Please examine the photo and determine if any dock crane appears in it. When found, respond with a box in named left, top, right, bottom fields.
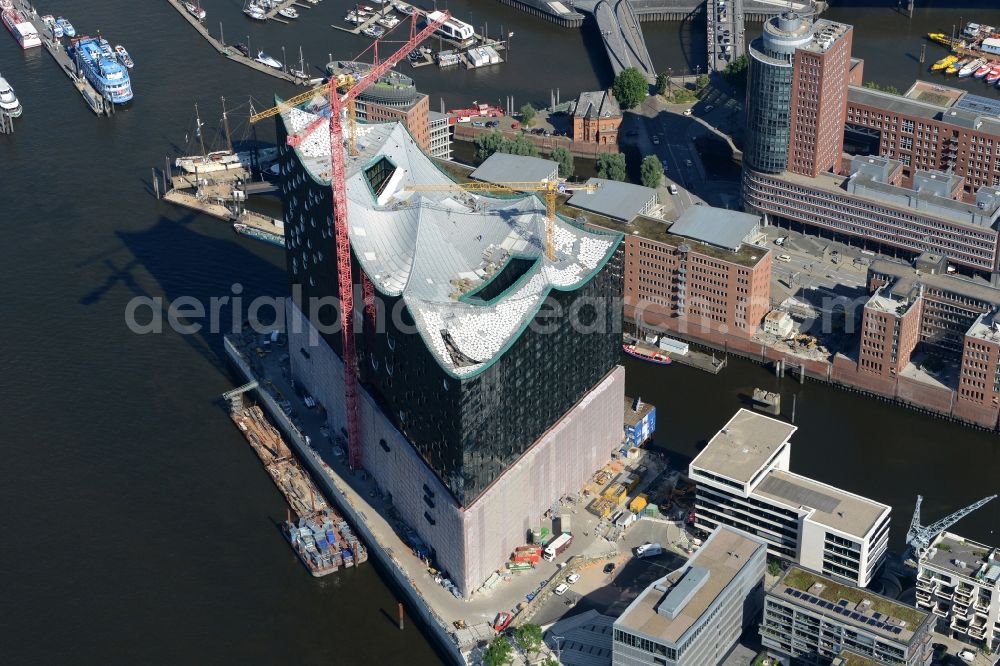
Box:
left=245, top=11, right=450, bottom=471
left=403, top=179, right=600, bottom=261
left=905, top=494, right=997, bottom=561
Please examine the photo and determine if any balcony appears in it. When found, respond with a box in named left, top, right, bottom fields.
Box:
left=933, top=603, right=950, bottom=618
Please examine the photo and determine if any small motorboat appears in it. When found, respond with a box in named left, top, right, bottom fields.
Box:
left=255, top=51, right=283, bottom=69
left=115, top=45, right=134, bottom=69
left=243, top=3, right=267, bottom=20
left=946, top=58, right=969, bottom=75
left=377, top=15, right=399, bottom=29
left=278, top=7, right=299, bottom=18
left=41, top=15, right=63, bottom=38
left=974, top=62, right=992, bottom=79
left=359, top=5, right=374, bottom=12
left=55, top=17, right=75, bottom=37
left=184, top=2, right=207, bottom=21
left=958, top=58, right=984, bottom=78
left=986, top=66, right=1000, bottom=85
left=394, top=2, right=415, bottom=15
left=0, top=75, right=23, bottom=118
left=362, top=24, right=384, bottom=38
left=345, top=12, right=362, bottom=24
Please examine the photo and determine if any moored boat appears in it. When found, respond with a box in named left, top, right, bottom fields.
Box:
left=986, top=66, right=1000, bottom=84
left=243, top=3, right=266, bottom=20
left=41, top=14, right=62, bottom=38
left=394, top=2, right=415, bottom=15
left=362, top=24, right=384, bottom=38
left=255, top=51, right=282, bottom=69
left=184, top=1, right=207, bottom=21
left=946, top=58, right=969, bottom=75
left=623, top=343, right=672, bottom=365
left=973, top=62, right=992, bottom=79
left=931, top=55, right=957, bottom=72
left=959, top=58, right=985, bottom=78
left=234, top=222, right=284, bottom=247
left=278, top=7, right=298, bottom=18
left=66, top=36, right=133, bottom=104
left=55, top=17, right=75, bottom=37
left=115, top=44, right=134, bottom=69
left=0, top=74, right=22, bottom=118
left=2, top=2, right=41, bottom=49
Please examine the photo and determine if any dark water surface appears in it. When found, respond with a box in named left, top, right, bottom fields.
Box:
left=1, top=0, right=998, bottom=662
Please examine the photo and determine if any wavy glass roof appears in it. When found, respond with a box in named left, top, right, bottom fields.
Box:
left=280, top=106, right=620, bottom=378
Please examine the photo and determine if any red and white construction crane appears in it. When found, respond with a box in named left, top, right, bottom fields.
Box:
left=250, top=11, right=450, bottom=470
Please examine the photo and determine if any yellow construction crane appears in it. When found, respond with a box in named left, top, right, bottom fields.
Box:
left=403, top=179, right=599, bottom=261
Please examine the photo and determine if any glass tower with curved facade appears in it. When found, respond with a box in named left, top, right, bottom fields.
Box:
left=744, top=13, right=814, bottom=174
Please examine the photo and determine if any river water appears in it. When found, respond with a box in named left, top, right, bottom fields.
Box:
left=1, top=0, right=997, bottom=662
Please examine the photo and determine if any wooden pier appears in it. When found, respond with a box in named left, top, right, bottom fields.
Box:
left=160, top=184, right=286, bottom=244
left=163, top=0, right=311, bottom=86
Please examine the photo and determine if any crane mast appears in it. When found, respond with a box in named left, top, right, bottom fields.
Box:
left=906, top=494, right=997, bottom=560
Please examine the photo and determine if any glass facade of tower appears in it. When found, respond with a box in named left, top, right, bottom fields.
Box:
left=744, top=38, right=794, bottom=174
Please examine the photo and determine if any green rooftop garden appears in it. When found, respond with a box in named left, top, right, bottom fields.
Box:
left=783, top=568, right=926, bottom=628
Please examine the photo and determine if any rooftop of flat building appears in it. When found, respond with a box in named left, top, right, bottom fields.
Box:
left=755, top=164, right=1000, bottom=230
left=967, top=312, right=1000, bottom=344
left=799, top=18, right=852, bottom=54
left=869, top=258, right=1000, bottom=308
left=850, top=82, right=1000, bottom=136
left=624, top=395, right=655, bottom=429
left=280, top=106, right=621, bottom=379
left=615, top=526, right=766, bottom=644
left=690, top=408, right=796, bottom=484
left=925, top=531, right=1000, bottom=585
left=568, top=178, right=657, bottom=222
left=586, top=215, right=769, bottom=268
left=470, top=152, right=559, bottom=186
left=754, top=470, right=889, bottom=538
left=773, top=567, right=928, bottom=642
left=833, top=649, right=887, bottom=666
left=865, top=285, right=917, bottom=317
left=668, top=206, right=762, bottom=251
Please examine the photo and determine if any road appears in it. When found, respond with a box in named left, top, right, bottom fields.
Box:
left=707, top=0, right=746, bottom=73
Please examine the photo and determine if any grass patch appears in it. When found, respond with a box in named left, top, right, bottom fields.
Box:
left=784, top=568, right=926, bottom=627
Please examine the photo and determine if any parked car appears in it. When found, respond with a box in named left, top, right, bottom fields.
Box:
left=554, top=583, right=569, bottom=595
left=958, top=649, right=976, bottom=664
left=683, top=108, right=692, bottom=116
left=493, top=612, right=513, bottom=632
left=566, top=573, right=580, bottom=585
left=472, top=121, right=485, bottom=127
left=777, top=254, right=792, bottom=263
left=774, top=236, right=787, bottom=246
left=603, top=563, right=616, bottom=574
left=668, top=184, right=678, bottom=195
left=652, top=135, right=660, bottom=145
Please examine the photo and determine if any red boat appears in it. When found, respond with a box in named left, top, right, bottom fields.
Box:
left=623, top=343, right=672, bottom=365
left=987, top=66, right=1000, bottom=84
left=448, top=101, right=505, bottom=117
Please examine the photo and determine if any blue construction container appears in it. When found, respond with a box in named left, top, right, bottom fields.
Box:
left=624, top=396, right=656, bottom=448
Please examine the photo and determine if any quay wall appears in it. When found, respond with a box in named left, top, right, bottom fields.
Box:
left=625, top=305, right=1000, bottom=431
left=223, top=335, right=466, bottom=666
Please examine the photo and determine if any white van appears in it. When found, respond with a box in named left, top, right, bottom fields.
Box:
left=668, top=184, right=678, bottom=195
left=777, top=254, right=791, bottom=263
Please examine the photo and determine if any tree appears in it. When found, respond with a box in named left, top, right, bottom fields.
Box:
left=695, top=73, right=710, bottom=90
left=640, top=155, right=664, bottom=189
left=504, top=134, right=538, bottom=157
left=767, top=558, right=782, bottom=577
left=483, top=636, right=512, bottom=666
left=551, top=147, right=575, bottom=178
left=475, top=130, right=507, bottom=161
left=520, top=103, right=537, bottom=127
left=514, top=624, right=544, bottom=655
left=596, top=153, right=627, bottom=182
left=542, top=659, right=559, bottom=666
left=655, top=72, right=669, bottom=96
left=723, top=54, right=748, bottom=89
left=612, top=67, right=648, bottom=110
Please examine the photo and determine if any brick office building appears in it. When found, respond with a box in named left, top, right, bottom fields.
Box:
left=846, top=83, right=1000, bottom=199
left=593, top=207, right=773, bottom=340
